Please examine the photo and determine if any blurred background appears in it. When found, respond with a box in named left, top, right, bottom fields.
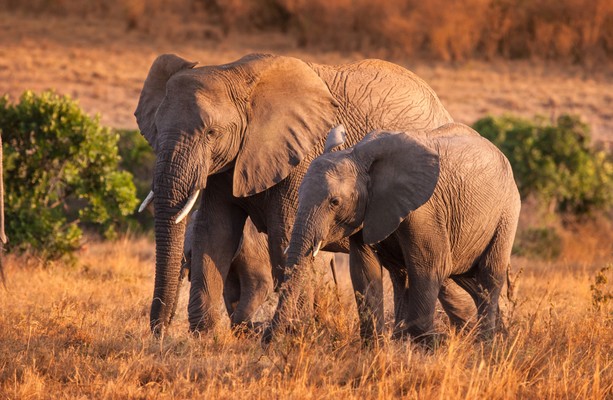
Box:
left=0, top=0, right=611, bottom=262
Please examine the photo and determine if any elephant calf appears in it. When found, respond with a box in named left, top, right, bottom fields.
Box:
left=183, top=210, right=336, bottom=331
left=285, top=123, right=521, bottom=340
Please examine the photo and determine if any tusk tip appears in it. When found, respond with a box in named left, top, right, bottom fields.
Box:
left=312, top=240, right=323, bottom=258
left=138, top=190, right=154, bottom=213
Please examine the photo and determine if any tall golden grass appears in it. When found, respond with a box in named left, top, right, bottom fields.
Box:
left=3, top=0, right=612, bottom=63
left=0, top=232, right=611, bottom=398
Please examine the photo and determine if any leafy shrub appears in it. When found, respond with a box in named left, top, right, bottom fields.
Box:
left=0, top=91, right=138, bottom=260
left=513, top=227, right=562, bottom=260
left=117, top=129, right=155, bottom=231
left=473, top=114, right=613, bottom=215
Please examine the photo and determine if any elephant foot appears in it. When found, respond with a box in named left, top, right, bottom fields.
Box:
left=260, top=318, right=305, bottom=348
left=392, top=323, right=445, bottom=349
left=189, top=316, right=232, bottom=339
left=261, top=325, right=275, bottom=348
left=393, top=329, right=446, bottom=350
left=232, top=321, right=264, bottom=338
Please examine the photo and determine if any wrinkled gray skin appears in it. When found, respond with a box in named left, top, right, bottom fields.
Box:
left=286, top=123, right=521, bottom=340
left=182, top=210, right=273, bottom=328
left=181, top=210, right=336, bottom=329
left=134, top=52, right=472, bottom=338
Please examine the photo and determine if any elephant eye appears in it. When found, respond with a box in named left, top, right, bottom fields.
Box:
left=330, top=197, right=341, bottom=207
left=206, top=128, right=216, bottom=137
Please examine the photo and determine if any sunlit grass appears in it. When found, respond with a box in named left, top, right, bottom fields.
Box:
left=0, top=232, right=611, bottom=398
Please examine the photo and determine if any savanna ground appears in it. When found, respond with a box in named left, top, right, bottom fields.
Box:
left=1, top=8, right=613, bottom=399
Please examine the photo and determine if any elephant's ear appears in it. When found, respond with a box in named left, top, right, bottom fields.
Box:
left=354, top=133, right=440, bottom=244
left=233, top=56, right=338, bottom=197
left=134, top=54, right=197, bottom=152
left=324, top=124, right=347, bottom=153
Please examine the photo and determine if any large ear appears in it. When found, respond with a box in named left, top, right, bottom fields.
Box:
left=134, top=54, right=197, bottom=152
left=353, top=133, right=440, bottom=244
left=233, top=56, right=338, bottom=197
left=324, top=124, right=347, bottom=153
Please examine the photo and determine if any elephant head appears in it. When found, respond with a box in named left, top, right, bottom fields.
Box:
left=286, top=127, right=440, bottom=267
left=134, top=53, right=338, bottom=335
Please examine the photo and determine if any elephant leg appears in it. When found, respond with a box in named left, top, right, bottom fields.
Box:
left=349, top=232, right=384, bottom=340
left=230, top=234, right=274, bottom=328
left=475, top=225, right=515, bottom=336
left=387, top=264, right=408, bottom=327
left=188, top=195, right=247, bottom=333
left=223, top=265, right=241, bottom=317
left=396, top=224, right=449, bottom=341
left=451, top=258, right=509, bottom=336
left=375, top=249, right=407, bottom=327
left=398, top=272, right=442, bottom=341
left=438, top=278, right=477, bottom=331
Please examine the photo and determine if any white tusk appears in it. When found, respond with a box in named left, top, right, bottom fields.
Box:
left=283, top=246, right=289, bottom=255
left=174, top=190, right=200, bottom=224
left=312, top=240, right=322, bottom=258
left=138, top=190, right=154, bottom=213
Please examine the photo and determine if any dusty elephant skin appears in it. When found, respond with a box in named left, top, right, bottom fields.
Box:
left=180, top=210, right=273, bottom=329
left=178, top=210, right=337, bottom=332
left=134, top=52, right=469, bottom=338
left=286, top=123, right=521, bottom=341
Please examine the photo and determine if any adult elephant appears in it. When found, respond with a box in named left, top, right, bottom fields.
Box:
left=134, top=53, right=472, bottom=338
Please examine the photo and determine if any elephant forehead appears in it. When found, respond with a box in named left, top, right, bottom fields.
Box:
left=167, top=71, right=235, bottom=105
left=306, top=160, right=357, bottom=193
left=309, top=152, right=353, bottom=174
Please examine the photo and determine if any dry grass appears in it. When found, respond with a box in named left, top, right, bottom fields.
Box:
left=0, top=234, right=611, bottom=399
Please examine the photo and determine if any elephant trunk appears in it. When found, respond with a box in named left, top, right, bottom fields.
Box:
left=263, top=210, right=323, bottom=344
left=150, top=144, right=206, bottom=336
left=150, top=216, right=186, bottom=336
left=286, top=212, right=322, bottom=269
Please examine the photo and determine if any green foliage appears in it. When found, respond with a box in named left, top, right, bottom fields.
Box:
left=512, top=227, right=562, bottom=260
left=474, top=114, right=613, bottom=215
left=117, top=129, right=155, bottom=231
left=0, top=90, right=138, bottom=259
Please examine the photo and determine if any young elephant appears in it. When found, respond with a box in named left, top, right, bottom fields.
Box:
left=183, top=210, right=337, bottom=331
left=286, top=123, right=521, bottom=339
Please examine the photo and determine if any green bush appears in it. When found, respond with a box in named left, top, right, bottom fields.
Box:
left=117, top=129, right=155, bottom=231
left=474, top=114, right=613, bottom=215
left=512, top=227, right=562, bottom=260
left=0, top=90, right=138, bottom=260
